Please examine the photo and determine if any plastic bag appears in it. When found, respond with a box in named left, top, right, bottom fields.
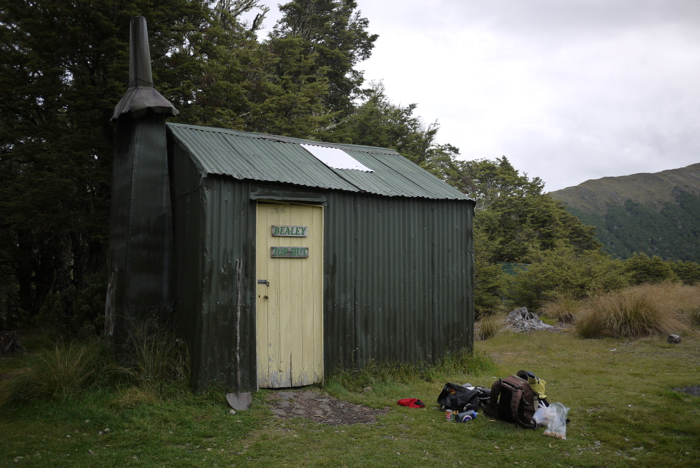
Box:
left=543, top=402, right=570, bottom=440
left=532, top=405, right=549, bottom=426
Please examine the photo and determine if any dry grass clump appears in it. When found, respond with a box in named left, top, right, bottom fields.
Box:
left=540, top=291, right=581, bottom=324
left=661, top=283, right=700, bottom=327
left=477, top=314, right=502, bottom=340
left=575, top=283, right=691, bottom=339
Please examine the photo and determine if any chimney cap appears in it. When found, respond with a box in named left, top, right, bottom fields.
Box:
left=112, top=16, right=178, bottom=121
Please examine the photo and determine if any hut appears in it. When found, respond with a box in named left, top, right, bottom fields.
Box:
left=107, top=17, right=475, bottom=393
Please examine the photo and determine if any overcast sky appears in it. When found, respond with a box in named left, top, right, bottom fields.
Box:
left=250, top=0, right=700, bottom=192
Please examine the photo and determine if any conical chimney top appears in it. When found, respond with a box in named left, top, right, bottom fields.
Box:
left=129, top=16, right=154, bottom=88
left=112, top=16, right=178, bottom=121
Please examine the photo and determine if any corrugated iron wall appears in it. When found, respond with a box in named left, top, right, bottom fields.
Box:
left=170, top=140, right=258, bottom=391
left=197, top=176, right=257, bottom=391
left=324, top=192, right=474, bottom=371
left=169, top=141, right=206, bottom=386
left=171, top=137, right=474, bottom=389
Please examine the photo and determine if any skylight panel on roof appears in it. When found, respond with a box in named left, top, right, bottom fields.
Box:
left=300, top=143, right=373, bottom=172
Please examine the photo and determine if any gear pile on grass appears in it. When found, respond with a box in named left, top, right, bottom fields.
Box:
left=268, top=390, right=389, bottom=426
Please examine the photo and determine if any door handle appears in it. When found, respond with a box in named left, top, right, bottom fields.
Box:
left=257, top=279, right=270, bottom=287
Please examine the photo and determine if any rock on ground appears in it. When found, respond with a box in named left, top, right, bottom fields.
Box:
left=505, top=307, right=556, bottom=333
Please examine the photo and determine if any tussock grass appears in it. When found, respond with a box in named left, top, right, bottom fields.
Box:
left=0, top=322, right=190, bottom=408
left=125, top=320, right=190, bottom=386
left=476, top=313, right=502, bottom=340
left=575, top=283, right=690, bottom=339
left=0, top=338, right=116, bottom=406
left=540, top=290, right=581, bottom=324
left=660, top=283, right=700, bottom=327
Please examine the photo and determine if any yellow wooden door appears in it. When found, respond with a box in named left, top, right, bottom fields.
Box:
left=256, top=202, right=324, bottom=388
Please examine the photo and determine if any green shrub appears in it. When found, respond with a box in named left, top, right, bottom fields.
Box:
left=0, top=320, right=192, bottom=407
left=623, top=253, right=678, bottom=285
left=474, top=260, right=505, bottom=318
left=575, top=284, right=689, bottom=339
left=669, top=259, right=700, bottom=286
left=505, top=243, right=627, bottom=309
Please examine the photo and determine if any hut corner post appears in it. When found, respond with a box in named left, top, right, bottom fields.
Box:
left=105, top=16, right=179, bottom=356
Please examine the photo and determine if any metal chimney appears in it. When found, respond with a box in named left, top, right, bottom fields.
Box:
left=128, top=16, right=154, bottom=88
left=112, top=16, right=178, bottom=121
left=106, top=16, right=177, bottom=350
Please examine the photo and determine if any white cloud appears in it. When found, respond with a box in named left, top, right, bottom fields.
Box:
left=250, top=0, right=700, bottom=191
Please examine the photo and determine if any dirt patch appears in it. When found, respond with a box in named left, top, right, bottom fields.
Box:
left=674, top=385, right=700, bottom=397
left=267, top=390, right=389, bottom=426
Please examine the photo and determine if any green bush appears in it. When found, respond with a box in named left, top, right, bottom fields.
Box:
left=505, top=243, right=627, bottom=310
left=623, top=253, right=678, bottom=285
left=0, top=320, right=191, bottom=407
left=474, top=259, right=505, bottom=318
left=669, top=259, right=700, bottom=286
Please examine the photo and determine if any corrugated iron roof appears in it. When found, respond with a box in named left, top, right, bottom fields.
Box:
left=167, top=122, right=470, bottom=200
left=300, top=143, right=373, bottom=172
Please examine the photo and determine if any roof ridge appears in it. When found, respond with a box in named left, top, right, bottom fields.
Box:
left=166, top=122, right=399, bottom=155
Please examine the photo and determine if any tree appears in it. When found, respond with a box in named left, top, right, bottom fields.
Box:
left=505, top=243, right=627, bottom=310
left=453, top=157, right=600, bottom=264
left=166, top=0, right=335, bottom=137
left=322, top=82, right=460, bottom=179
left=448, top=157, right=602, bottom=313
left=271, top=0, right=378, bottom=118
left=0, top=0, right=211, bottom=330
left=450, top=157, right=542, bottom=212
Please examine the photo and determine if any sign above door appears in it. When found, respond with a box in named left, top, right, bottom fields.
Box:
left=271, top=225, right=308, bottom=237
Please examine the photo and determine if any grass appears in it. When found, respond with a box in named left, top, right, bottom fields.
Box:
left=575, top=283, right=691, bottom=338
left=2, top=328, right=699, bottom=467
left=327, top=347, right=495, bottom=393
left=124, top=319, right=190, bottom=386
left=541, top=290, right=581, bottom=324
left=0, top=338, right=118, bottom=407
left=476, top=313, right=502, bottom=340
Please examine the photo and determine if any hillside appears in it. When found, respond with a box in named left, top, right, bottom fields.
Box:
left=550, top=163, right=700, bottom=262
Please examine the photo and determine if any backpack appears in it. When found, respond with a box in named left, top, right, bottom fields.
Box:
left=483, top=375, right=538, bottom=429
left=437, top=383, right=480, bottom=412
